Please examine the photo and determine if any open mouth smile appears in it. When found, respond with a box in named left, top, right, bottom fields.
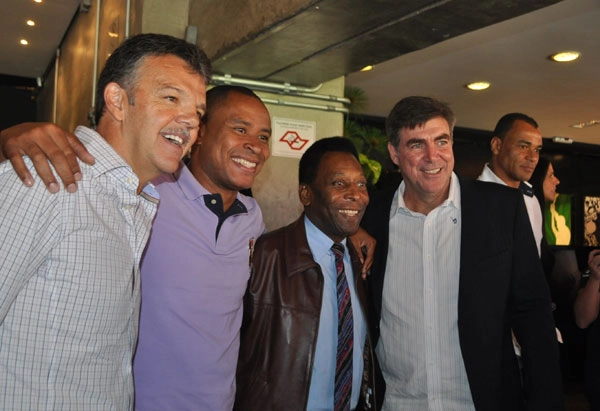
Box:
left=424, top=168, right=441, bottom=174
left=163, top=132, right=188, bottom=146
left=339, top=209, right=360, bottom=216
left=233, top=157, right=257, bottom=169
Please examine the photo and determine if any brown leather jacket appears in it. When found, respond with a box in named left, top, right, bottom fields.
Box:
left=234, top=216, right=381, bottom=411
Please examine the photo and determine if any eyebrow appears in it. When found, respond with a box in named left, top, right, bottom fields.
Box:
left=230, top=118, right=272, bottom=134
left=405, top=134, right=450, bottom=145
left=517, top=139, right=542, bottom=148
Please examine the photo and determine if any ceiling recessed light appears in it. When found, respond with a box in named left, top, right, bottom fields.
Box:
left=33, top=0, right=42, bottom=3
left=360, top=65, right=374, bottom=72
left=26, top=19, right=36, bottom=26
left=20, top=39, right=29, bottom=46
left=466, top=81, right=490, bottom=91
left=550, top=51, right=580, bottom=62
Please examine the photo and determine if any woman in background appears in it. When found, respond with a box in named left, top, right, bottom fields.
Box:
left=531, top=158, right=600, bottom=409
left=529, top=158, right=579, bottom=302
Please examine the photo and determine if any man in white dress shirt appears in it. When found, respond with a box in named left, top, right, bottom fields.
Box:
left=362, top=97, right=563, bottom=411
left=0, top=33, right=210, bottom=410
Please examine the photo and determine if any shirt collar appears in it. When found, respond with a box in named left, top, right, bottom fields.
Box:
left=479, top=163, right=508, bottom=186
left=75, top=126, right=141, bottom=193
left=304, top=215, right=347, bottom=263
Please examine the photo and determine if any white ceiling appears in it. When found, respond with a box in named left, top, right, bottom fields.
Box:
left=1, top=0, right=599, bottom=145
left=346, top=0, right=600, bottom=144
left=0, top=0, right=81, bottom=80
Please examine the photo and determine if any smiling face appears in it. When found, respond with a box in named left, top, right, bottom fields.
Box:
left=543, top=162, right=560, bottom=202
left=301, top=151, right=369, bottom=243
left=190, top=91, right=271, bottom=208
left=114, top=54, right=206, bottom=188
left=490, top=119, right=543, bottom=188
left=388, top=116, right=454, bottom=214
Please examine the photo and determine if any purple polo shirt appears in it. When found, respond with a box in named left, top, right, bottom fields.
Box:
left=133, top=163, right=265, bottom=410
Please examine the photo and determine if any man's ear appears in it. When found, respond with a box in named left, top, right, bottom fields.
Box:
left=103, top=82, right=127, bottom=121
left=194, top=122, right=207, bottom=148
left=490, top=136, right=502, bottom=155
left=299, top=184, right=312, bottom=207
left=388, top=141, right=400, bottom=166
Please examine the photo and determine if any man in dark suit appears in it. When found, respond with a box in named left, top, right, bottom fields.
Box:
left=361, top=96, right=563, bottom=410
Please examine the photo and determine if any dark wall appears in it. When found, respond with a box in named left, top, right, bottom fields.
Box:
left=0, top=85, right=37, bottom=130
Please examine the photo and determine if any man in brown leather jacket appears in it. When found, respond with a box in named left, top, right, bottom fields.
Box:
left=234, top=137, right=381, bottom=411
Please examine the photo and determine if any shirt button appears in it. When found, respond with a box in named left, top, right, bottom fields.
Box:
left=124, top=205, right=132, bottom=210
left=211, top=199, right=217, bottom=205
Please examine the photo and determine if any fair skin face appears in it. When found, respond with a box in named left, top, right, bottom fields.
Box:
left=542, top=163, right=560, bottom=202
left=387, top=117, right=454, bottom=215
left=189, top=92, right=271, bottom=211
left=102, top=54, right=206, bottom=191
left=489, top=119, right=543, bottom=188
left=300, top=151, right=369, bottom=243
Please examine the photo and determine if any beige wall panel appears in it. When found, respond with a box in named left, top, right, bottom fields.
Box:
left=252, top=77, right=345, bottom=232
left=55, top=7, right=97, bottom=130
left=142, top=0, right=190, bottom=38
left=97, top=0, right=129, bottom=77
left=129, top=0, right=144, bottom=36
left=191, top=0, right=315, bottom=58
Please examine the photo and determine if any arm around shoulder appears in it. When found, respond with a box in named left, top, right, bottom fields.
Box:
left=0, top=122, right=94, bottom=193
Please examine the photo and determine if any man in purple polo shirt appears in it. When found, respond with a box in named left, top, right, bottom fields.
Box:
left=132, top=85, right=272, bottom=410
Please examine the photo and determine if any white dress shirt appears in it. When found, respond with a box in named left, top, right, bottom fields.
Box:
left=377, top=173, right=475, bottom=411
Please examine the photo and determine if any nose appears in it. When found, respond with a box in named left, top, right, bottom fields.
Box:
left=345, top=186, right=358, bottom=200
left=526, top=147, right=539, bottom=161
left=423, top=143, right=438, bottom=161
left=177, top=104, right=200, bottom=129
left=345, top=183, right=366, bottom=201
left=244, top=136, right=270, bottom=158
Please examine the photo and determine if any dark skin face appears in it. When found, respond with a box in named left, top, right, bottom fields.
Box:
left=300, top=151, right=369, bottom=243
left=189, top=92, right=271, bottom=211
left=489, top=119, right=543, bottom=188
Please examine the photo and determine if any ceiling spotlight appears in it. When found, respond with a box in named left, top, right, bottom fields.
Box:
left=26, top=20, right=36, bottom=26
left=33, top=0, right=42, bottom=3
left=20, top=39, right=29, bottom=46
left=550, top=51, right=580, bottom=62
left=360, top=65, right=374, bottom=72
left=466, top=81, right=490, bottom=91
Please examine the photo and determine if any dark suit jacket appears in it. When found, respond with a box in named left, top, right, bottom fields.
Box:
left=361, top=177, right=564, bottom=411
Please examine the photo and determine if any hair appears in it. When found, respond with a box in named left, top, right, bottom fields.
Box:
left=492, top=112, right=538, bottom=140
left=202, top=85, right=262, bottom=125
left=385, top=96, right=455, bottom=147
left=529, top=156, right=551, bottom=211
left=299, top=137, right=359, bottom=185
left=95, top=33, right=212, bottom=124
